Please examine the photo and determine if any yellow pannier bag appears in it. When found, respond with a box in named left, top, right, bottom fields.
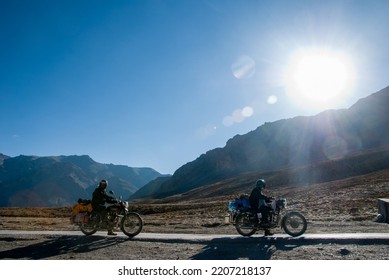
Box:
left=71, top=199, right=93, bottom=215
left=70, top=199, right=93, bottom=224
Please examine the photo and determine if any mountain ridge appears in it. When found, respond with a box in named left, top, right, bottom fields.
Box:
left=131, top=86, right=389, bottom=199
left=0, top=154, right=163, bottom=207
left=2, top=86, right=389, bottom=206
left=143, top=145, right=389, bottom=204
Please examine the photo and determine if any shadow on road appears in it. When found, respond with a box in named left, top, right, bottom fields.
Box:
left=1, top=234, right=388, bottom=260
left=190, top=235, right=389, bottom=260
left=0, top=235, right=129, bottom=260
left=191, top=236, right=298, bottom=260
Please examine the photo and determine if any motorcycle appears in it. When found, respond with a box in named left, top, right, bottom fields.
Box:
left=72, top=191, right=143, bottom=238
left=227, top=196, right=307, bottom=237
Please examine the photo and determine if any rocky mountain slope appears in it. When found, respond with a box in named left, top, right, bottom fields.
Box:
left=132, top=86, right=389, bottom=199
left=3, top=86, right=389, bottom=206
left=0, top=154, right=162, bottom=207
left=146, top=146, right=389, bottom=204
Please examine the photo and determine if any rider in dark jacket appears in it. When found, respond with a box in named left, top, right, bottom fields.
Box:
left=92, top=179, right=117, bottom=235
left=249, top=179, right=274, bottom=236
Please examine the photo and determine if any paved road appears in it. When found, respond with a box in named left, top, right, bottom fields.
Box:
left=1, top=230, right=389, bottom=243
left=1, top=230, right=389, bottom=260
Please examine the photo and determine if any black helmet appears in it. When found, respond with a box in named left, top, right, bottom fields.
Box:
left=256, top=179, right=266, bottom=188
left=99, top=179, right=108, bottom=188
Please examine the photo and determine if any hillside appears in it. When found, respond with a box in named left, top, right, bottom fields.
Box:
left=0, top=154, right=162, bottom=207
left=3, top=86, right=389, bottom=206
left=144, top=146, right=389, bottom=204
left=132, top=86, right=389, bottom=199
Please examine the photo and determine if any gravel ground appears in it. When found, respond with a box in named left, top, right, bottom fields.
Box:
left=0, top=232, right=388, bottom=260
left=0, top=219, right=388, bottom=260
left=1, top=179, right=389, bottom=260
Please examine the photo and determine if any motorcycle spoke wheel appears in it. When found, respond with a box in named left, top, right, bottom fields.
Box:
left=80, top=213, right=99, bottom=236
left=235, top=212, right=257, bottom=237
left=282, top=212, right=307, bottom=237
left=121, top=212, right=143, bottom=238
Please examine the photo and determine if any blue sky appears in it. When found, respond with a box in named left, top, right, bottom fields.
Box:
left=1, top=0, right=389, bottom=174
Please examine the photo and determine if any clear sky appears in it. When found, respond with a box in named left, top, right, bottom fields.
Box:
left=1, top=0, right=389, bottom=174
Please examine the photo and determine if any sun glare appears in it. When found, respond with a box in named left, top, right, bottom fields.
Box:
left=284, top=48, right=355, bottom=109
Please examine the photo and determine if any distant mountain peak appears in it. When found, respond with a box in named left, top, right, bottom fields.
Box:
left=132, top=85, right=389, bottom=199
left=0, top=153, right=10, bottom=165
left=0, top=154, right=162, bottom=207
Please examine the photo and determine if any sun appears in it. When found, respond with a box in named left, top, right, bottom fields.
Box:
left=284, top=48, right=355, bottom=109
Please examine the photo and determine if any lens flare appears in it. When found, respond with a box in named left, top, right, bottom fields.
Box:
left=231, top=55, right=256, bottom=79
left=267, top=95, right=278, bottom=105
left=223, top=106, right=254, bottom=127
left=242, top=106, right=254, bottom=117
left=322, top=135, right=348, bottom=160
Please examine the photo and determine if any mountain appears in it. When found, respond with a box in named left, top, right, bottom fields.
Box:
left=0, top=154, right=162, bottom=207
left=150, top=146, right=389, bottom=204
left=131, top=86, right=389, bottom=199
left=130, top=176, right=171, bottom=200
left=0, top=153, right=10, bottom=165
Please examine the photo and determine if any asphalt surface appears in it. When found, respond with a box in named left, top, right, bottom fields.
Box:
left=1, top=230, right=389, bottom=260
left=1, top=230, right=389, bottom=243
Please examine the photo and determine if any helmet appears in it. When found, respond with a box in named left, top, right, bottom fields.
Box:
left=99, top=179, right=108, bottom=188
left=256, top=179, right=266, bottom=189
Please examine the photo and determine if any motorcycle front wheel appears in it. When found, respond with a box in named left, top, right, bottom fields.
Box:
left=80, top=212, right=99, bottom=236
left=281, top=211, right=307, bottom=237
left=120, top=212, right=143, bottom=238
left=235, top=212, right=257, bottom=237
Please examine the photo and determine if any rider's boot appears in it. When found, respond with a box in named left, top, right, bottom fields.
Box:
left=107, top=229, right=117, bottom=236
left=264, top=229, right=274, bottom=236
left=259, top=218, right=270, bottom=227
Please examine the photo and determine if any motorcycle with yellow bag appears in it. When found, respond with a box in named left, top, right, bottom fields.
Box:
left=71, top=193, right=143, bottom=238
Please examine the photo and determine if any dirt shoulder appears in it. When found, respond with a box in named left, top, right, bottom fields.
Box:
left=0, top=215, right=388, bottom=260
left=0, top=231, right=389, bottom=260
left=1, top=180, right=389, bottom=260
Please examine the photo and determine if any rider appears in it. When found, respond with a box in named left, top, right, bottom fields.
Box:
left=249, top=179, right=274, bottom=236
left=92, top=179, right=117, bottom=236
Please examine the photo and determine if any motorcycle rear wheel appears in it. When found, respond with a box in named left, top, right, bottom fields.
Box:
left=120, top=212, right=143, bottom=238
left=282, top=211, right=307, bottom=237
left=235, top=212, right=257, bottom=237
left=80, top=212, right=99, bottom=236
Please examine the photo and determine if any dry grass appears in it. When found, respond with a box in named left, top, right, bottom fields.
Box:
left=1, top=176, right=389, bottom=260
left=1, top=172, right=389, bottom=235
